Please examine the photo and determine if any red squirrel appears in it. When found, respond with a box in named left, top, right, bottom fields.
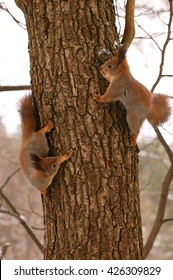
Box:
left=18, top=94, right=72, bottom=199
left=93, top=44, right=171, bottom=145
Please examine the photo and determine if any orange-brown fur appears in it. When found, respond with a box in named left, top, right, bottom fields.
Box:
left=93, top=45, right=171, bottom=145
left=18, top=94, right=72, bottom=199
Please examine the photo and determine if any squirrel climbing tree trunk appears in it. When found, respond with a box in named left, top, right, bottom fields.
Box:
left=15, top=0, right=143, bottom=259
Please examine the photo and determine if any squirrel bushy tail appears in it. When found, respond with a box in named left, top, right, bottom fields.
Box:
left=18, top=94, right=36, bottom=139
left=147, top=94, right=171, bottom=126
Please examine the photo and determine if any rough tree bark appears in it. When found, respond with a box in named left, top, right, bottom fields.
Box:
left=15, top=0, right=143, bottom=259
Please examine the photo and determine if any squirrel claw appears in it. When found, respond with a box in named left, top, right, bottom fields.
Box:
left=40, top=121, right=54, bottom=134
left=46, top=121, right=54, bottom=131
left=93, top=93, right=101, bottom=101
left=64, top=150, right=73, bottom=160
left=129, top=135, right=137, bottom=147
left=58, top=150, right=73, bottom=164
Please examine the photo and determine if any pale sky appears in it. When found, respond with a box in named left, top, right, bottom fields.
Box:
left=0, top=0, right=173, bottom=144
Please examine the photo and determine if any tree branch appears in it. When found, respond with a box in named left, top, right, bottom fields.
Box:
left=151, top=0, right=173, bottom=92
left=0, top=168, right=20, bottom=192
left=0, top=85, right=32, bottom=92
left=0, top=169, right=44, bottom=254
left=134, top=20, right=162, bottom=51
left=154, top=128, right=173, bottom=164
left=143, top=0, right=173, bottom=259
left=0, top=3, right=26, bottom=30
left=143, top=164, right=173, bottom=259
left=0, top=191, right=44, bottom=254
left=162, top=218, right=173, bottom=224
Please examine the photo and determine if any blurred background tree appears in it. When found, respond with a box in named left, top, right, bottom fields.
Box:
left=0, top=0, right=173, bottom=259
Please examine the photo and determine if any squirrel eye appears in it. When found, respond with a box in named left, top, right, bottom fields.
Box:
left=108, top=65, right=112, bottom=69
left=52, top=164, right=57, bottom=169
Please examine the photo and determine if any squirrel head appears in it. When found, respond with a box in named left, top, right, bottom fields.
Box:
left=99, top=44, right=129, bottom=82
left=30, top=153, right=61, bottom=177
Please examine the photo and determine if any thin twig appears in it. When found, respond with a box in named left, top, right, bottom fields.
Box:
left=0, top=168, right=44, bottom=254
left=0, top=168, right=20, bottom=192
left=151, top=0, right=173, bottom=92
left=162, top=218, right=173, bottom=224
left=0, top=209, right=44, bottom=231
left=0, top=191, right=44, bottom=254
left=0, top=4, right=26, bottom=30
left=154, top=128, right=173, bottom=164
left=134, top=20, right=162, bottom=51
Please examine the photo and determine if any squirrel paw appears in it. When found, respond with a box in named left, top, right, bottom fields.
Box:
left=58, top=150, right=73, bottom=164
left=46, top=121, right=54, bottom=131
left=129, top=135, right=137, bottom=147
left=63, top=150, right=73, bottom=160
left=41, top=121, right=54, bottom=134
left=93, top=93, right=101, bottom=102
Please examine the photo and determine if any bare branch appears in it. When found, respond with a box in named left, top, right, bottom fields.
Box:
left=143, top=164, right=173, bottom=259
left=0, top=209, right=44, bottom=231
left=0, top=190, right=44, bottom=254
left=121, top=0, right=135, bottom=47
left=134, top=20, right=162, bottom=51
left=0, top=85, right=32, bottom=92
left=0, top=3, right=26, bottom=30
left=0, top=168, right=20, bottom=192
left=162, top=218, right=173, bottom=224
left=143, top=0, right=173, bottom=259
left=31, top=225, right=44, bottom=231
left=0, top=169, right=43, bottom=254
left=161, top=75, right=173, bottom=78
left=135, top=31, right=172, bottom=40
left=151, top=0, right=173, bottom=92
left=154, top=128, right=173, bottom=164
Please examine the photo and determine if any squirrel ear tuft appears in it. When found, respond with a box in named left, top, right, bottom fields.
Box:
left=117, top=44, right=128, bottom=64
left=30, top=153, right=45, bottom=171
left=30, top=153, right=41, bottom=162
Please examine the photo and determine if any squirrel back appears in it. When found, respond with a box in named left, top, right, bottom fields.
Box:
left=18, top=94, right=36, bottom=140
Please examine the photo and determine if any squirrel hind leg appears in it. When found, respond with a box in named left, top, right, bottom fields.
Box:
left=126, top=112, right=143, bottom=146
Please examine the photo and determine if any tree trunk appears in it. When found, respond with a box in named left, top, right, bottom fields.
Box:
left=15, top=0, right=143, bottom=259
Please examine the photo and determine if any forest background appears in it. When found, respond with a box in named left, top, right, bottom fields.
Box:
left=0, top=0, right=173, bottom=259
